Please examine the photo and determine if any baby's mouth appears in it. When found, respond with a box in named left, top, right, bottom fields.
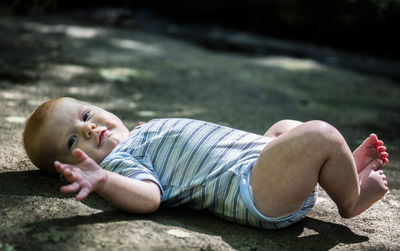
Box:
left=98, top=129, right=107, bottom=147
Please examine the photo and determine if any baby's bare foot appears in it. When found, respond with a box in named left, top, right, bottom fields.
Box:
left=352, top=160, right=389, bottom=216
left=353, top=133, right=389, bottom=173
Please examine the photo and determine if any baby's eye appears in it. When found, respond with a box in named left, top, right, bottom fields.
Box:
left=68, top=135, right=77, bottom=150
left=83, top=111, right=90, bottom=121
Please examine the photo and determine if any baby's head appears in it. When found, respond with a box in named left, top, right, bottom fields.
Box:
left=23, top=97, right=130, bottom=174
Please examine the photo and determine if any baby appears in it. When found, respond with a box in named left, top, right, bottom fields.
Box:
left=23, top=97, right=389, bottom=229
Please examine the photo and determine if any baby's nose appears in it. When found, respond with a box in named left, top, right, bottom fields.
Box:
left=83, top=122, right=96, bottom=139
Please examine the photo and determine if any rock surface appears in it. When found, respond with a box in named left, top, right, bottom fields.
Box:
left=0, top=10, right=399, bottom=251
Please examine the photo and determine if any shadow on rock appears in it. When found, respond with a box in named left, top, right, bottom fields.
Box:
left=296, top=217, right=369, bottom=249
left=148, top=207, right=369, bottom=250
left=24, top=210, right=141, bottom=230
left=17, top=207, right=368, bottom=250
left=1, top=170, right=368, bottom=250
left=0, top=170, right=63, bottom=198
left=0, top=170, right=112, bottom=210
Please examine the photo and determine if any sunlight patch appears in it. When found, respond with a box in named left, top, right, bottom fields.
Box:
left=65, top=26, right=101, bottom=38
left=110, top=38, right=161, bottom=55
left=298, top=228, right=319, bottom=238
left=100, top=101, right=138, bottom=110
left=5, top=116, right=26, bottom=124
left=137, top=110, right=157, bottom=117
left=254, top=56, right=324, bottom=71
left=0, top=243, right=15, bottom=251
left=46, top=65, right=90, bottom=81
left=0, top=90, right=30, bottom=100
left=166, top=229, right=192, bottom=238
left=1, top=91, right=27, bottom=100
left=100, top=67, right=142, bottom=82
left=316, top=196, right=328, bottom=203
left=165, top=107, right=206, bottom=117
left=388, top=199, right=399, bottom=207
left=6, top=101, right=16, bottom=107
left=22, top=22, right=103, bottom=38
left=28, top=99, right=47, bottom=107
left=67, top=84, right=110, bottom=96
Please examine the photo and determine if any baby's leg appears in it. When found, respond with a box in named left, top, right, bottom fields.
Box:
left=250, top=120, right=388, bottom=218
left=263, top=119, right=303, bottom=138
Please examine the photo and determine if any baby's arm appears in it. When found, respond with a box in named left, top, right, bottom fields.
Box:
left=54, top=149, right=161, bottom=214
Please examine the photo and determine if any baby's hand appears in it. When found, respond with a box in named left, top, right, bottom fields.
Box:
left=54, top=149, right=107, bottom=201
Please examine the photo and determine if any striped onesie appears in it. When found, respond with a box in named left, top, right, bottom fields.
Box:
left=100, top=118, right=317, bottom=229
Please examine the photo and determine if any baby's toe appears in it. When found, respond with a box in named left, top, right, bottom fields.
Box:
left=375, top=140, right=384, bottom=147
left=369, top=133, right=378, bottom=142
left=364, top=134, right=378, bottom=147
left=381, top=152, right=389, bottom=158
left=378, top=146, right=386, bottom=152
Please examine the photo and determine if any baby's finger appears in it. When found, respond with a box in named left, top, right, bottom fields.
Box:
left=72, top=149, right=90, bottom=163
left=54, top=161, right=66, bottom=173
left=61, top=168, right=76, bottom=182
left=60, top=182, right=80, bottom=194
left=75, top=187, right=90, bottom=201
left=54, top=162, right=76, bottom=180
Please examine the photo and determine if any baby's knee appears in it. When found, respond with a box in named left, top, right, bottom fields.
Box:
left=265, top=119, right=303, bottom=137
left=303, top=120, right=345, bottom=147
left=274, top=119, right=303, bottom=128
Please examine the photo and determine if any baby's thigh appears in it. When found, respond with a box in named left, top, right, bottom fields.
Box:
left=250, top=124, right=323, bottom=217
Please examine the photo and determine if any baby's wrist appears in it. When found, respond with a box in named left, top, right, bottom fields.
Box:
left=95, top=170, right=108, bottom=193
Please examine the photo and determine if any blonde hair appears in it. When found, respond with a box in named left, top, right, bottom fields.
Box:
left=23, top=97, right=63, bottom=174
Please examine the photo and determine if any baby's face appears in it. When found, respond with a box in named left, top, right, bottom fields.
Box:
left=39, top=98, right=129, bottom=165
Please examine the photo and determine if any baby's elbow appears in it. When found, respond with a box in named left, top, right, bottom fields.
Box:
left=125, top=196, right=160, bottom=214
left=140, top=187, right=161, bottom=214
left=129, top=180, right=162, bottom=214
left=146, top=196, right=161, bottom=213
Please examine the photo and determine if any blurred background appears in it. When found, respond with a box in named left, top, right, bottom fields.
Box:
left=8, top=0, right=400, bottom=60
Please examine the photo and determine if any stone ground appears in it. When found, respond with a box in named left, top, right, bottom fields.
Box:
left=0, top=9, right=400, bottom=251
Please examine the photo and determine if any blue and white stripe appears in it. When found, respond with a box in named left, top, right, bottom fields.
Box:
left=100, top=118, right=315, bottom=229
